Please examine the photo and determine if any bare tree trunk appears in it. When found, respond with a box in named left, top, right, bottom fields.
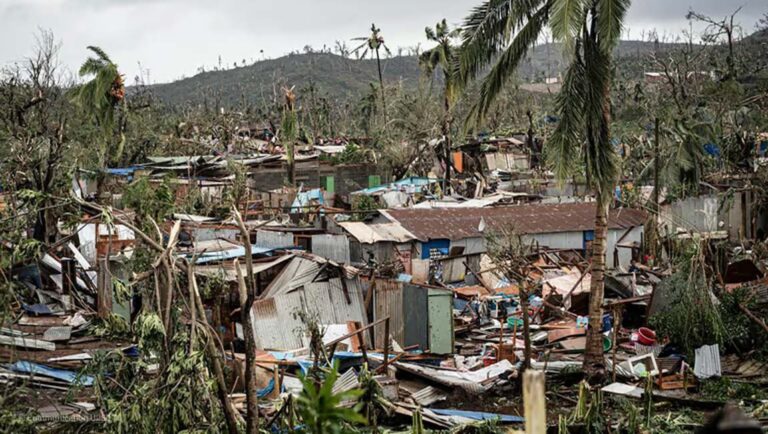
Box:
left=286, top=141, right=295, bottom=187
left=649, top=117, right=661, bottom=259
left=233, top=208, right=260, bottom=434
left=520, top=278, right=532, bottom=370
left=442, top=93, right=452, bottom=194
left=191, top=270, right=242, bottom=434
left=375, top=49, right=387, bottom=124
left=584, top=193, right=609, bottom=380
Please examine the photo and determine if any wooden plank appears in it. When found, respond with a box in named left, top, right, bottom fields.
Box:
left=547, top=327, right=585, bottom=343
left=558, top=336, right=586, bottom=352
left=523, top=370, right=546, bottom=434
left=0, top=335, right=55, bottom=351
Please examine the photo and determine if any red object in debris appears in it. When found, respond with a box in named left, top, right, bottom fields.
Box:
left=637, top=327, right=657, bottom=346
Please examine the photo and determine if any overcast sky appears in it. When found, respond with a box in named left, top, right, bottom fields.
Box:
left=1, top=0, right=765, bottom=84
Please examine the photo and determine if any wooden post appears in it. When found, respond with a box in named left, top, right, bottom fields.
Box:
left=382, top=317, right=390, bottom=376
left=61, top=258, right=75, bottom=296
left=611, top=307, right=622, bottom=382
left=97, top=256, right=113, bottom=319
left=523, top=370, right=546, bottom=434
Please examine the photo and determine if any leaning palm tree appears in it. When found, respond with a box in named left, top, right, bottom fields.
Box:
left=72, top=46, right=125, bottom=166
left=352, top=24, right=391, bottom=122
left=459, top=0, right=630, bottom=380
left=421, top=19, right=461, bottom=193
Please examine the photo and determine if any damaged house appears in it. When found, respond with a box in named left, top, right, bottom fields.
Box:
left=335, top=202, right=646, bottom=282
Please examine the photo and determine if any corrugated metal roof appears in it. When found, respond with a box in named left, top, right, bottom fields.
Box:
left=383, top=203, right=646, bottom=241
left=311, top=234, right=351, bottom=263
left=195, top=254, right=294, bottom=282
left=694, top=344, right=721, bottom=379
left=261, top=256, right=321, bottom=298
left=251, top=277, right=367, bottom=350
left=338, top=222, right=417, bottom=243
left=185, top=245, right=278, bottom=264
left=256, top=230, right=294, bottom=249
left=260, top=253, right=361, bottom=298
left=372, top=279, right=405, bottom=349
left=410, top=386, right=447, bottom=406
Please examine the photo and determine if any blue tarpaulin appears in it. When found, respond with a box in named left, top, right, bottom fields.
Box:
left=257, top=378, right=284, bottom=398
left=10, top=361, right=94, bottom=386
left=184, top=246, right=278, bottom=264
left=352, top=176, right=441, bottom=196
left=704, top=143, right=721, bottom=157
left=291, top=188, right=324, bottom=212
left=428, top=408, right=524, bottom=423
left=106, top=167, right=140, bottom=177
left=22, top=303, right=53, bottom=315
left=421, top=239, right=450, bottom=259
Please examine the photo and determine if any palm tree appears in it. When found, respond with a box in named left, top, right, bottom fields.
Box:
left=459, top=0, right=630, bottom=380
left=72, top=46, right=125, bottom=166
left=421, top=19, right=461, bottom=193
left=352, top=24, right=391, bottom=122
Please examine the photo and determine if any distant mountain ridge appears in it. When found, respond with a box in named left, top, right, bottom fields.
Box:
left=148, top=29, right=767, bottom=108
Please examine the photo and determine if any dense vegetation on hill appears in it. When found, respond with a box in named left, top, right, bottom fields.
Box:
left=147, top=39, right=691, bottom=107
left=148, top=26, right=768, bottom=109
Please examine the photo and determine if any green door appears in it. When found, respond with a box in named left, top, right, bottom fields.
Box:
left=427, top=289, right=454, bottom=354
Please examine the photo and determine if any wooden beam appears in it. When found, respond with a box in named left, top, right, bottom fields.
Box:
left=523, top=370, right=546, bottom=434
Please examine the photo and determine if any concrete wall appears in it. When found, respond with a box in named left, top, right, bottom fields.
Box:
left=247, top=162, right=381, bottom=196
left=659, top=192, right=755, bottom=240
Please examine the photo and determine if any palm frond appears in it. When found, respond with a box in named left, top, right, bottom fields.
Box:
left=86, top=45, right=112, bottom=63
left=546, top=40, right=587, bottom=182
left=550, top=0, right=586, bottom=50
left=425, top=26, right=437, bottom=41
left=458, top=0, right=547, bottom=85
left=467, top=4, right=548, bottom=124
left=595, top=0, right=630, bottom=51
left=581, top=31, right=618, bottom=194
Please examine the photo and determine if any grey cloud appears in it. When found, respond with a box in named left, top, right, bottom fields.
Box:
left=0, top=0, right=764, bottom=84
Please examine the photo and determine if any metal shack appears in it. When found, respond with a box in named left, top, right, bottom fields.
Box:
left=402, top=283, right=454, bottom=354
left=369, top=279, right=454, bottom=355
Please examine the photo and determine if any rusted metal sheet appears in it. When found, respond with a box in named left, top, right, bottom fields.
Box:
left=372, top=279, right=404, bottom=349
left=311, top=234, right=351, bottom=263
left=383, top=203, right=647, bottom=241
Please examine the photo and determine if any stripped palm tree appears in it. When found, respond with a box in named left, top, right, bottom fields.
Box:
left=421, top=19, right=461, bottom=193
left=281, top=86, right=298, bottom=187
left=352, top=24, right=391, bottom=123
left=459, top=0, right=630, bottom=380
left=71, top=46, right=125, bottom=166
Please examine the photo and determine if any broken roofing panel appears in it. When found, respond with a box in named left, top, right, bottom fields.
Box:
left=351, top=176, right=441, bottom=196
left=251, top=277, right=367, bottom=350
left=194, top=253, right=294, bottom=282
left=337, top=222, right=417, bottom=244
left=183, top=245, right=279, bottom=264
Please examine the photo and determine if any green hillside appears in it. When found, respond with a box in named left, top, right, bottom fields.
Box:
left=148, top=31, right=766, bottom=108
